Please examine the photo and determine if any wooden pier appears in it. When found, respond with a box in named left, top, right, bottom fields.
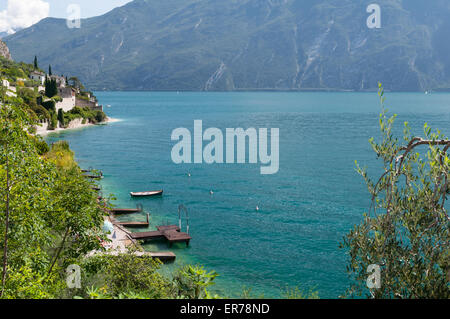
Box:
left=130, top=225, right=191, bottom=247
left=99, top=250, right=176, bottom=263
left=110, top=208, right=142, bottom=215
left=148, top=251, right=176, bottom=262
left=112, top=213, right=150, bottom=228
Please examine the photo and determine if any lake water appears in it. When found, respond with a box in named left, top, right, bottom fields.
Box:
left=45, top=92, right=450, bottom=298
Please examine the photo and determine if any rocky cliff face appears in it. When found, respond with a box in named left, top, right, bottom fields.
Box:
left=0, top=40, right=12, bottom=60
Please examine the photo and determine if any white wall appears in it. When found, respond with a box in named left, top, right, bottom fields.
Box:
left=55, top=96, right=76, bottom=112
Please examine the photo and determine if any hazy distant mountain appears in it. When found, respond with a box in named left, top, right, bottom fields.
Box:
left=4, top=0, right=450, bottom=91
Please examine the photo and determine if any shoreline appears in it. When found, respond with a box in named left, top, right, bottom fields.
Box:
left=37, top=117, right=121, bottom=136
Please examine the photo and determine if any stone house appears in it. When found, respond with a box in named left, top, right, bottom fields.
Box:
left=75, top=95, right=103, bottom=112
left=50, top=75, right=66, bottom=88
left=1, top=78, right=16, bottom=97
left=55, top=87, right=76, bottom=112
left=30, top=71, right=46, bottom=85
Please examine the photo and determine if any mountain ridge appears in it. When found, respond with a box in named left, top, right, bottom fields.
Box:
left=5, top=0, right=450, bottom=91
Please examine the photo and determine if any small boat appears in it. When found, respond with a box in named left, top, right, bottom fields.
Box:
left=130, top=190, right=163, bottom=197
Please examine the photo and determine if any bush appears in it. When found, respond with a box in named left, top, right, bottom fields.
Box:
left=48, top=110, right=58, bottom=130
left=42, top=100, right=56, bottom=112
left=31, top=104, right=50, bottom=121
left=35, top=139, right=50, bottom=155
left=95, top=111, right=106, bottom=123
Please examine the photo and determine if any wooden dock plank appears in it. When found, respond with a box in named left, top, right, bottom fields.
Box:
left=114, top=221, right=149, bottom=228
left=110, top=208, right=141, bottom=214
left=164, top=230, right=192, bottom=241
left=149, top=251, right=176, bottom=262
left=96, top=251, right=176, bottom=263
left=156, top=225, right=180, bottom=232
left=130, top=231, right=164, bottom=240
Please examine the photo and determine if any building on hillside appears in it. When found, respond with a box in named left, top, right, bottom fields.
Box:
left=55, top=87, right=76, bottom=112
left=75, top=95, right=103, bottom=112
left=49, top=75, right=66, bottom=88
left=1, top=78, right=17, bottom=97
left=2, top=79, right=9, bottom=88
left=30, top=71, right=46, bottom=85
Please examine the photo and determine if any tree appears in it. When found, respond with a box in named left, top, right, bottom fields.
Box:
left=0, top=102, right=105, bottom=297
left=33, top=56, right=38, bottom=69
left=57, top=109, right=65, bottom=128
left=48, top=65, right=52, bottom=76
left=68, top=77, right=85, bottom=91
left=341, top=84, right=450, bottom=299
left=44, top=78, right=58, bottom=98
left=0, top=96, right=57, bottom=297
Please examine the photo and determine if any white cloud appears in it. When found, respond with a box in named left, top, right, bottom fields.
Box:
left=0, top=0, right=50, bottom=34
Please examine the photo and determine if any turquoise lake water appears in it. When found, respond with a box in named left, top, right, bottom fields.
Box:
left=45, top=92, right=450, bottom=298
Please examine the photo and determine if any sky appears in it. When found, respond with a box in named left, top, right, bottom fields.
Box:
left=0, top=0, right=132, bottom=34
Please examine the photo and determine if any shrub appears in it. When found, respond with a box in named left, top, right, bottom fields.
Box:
left=48, top=110, right=58, bottom=130
left=95, top=111, right=106, bottom=123
left=42, top=100, right=56, bottom=112
left=35, top=139, right=50, bottom=155
left=31, top=104, right=50, bottom=121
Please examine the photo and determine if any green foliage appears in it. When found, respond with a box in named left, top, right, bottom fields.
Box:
left=0, top=57, right=38, bottom=84
left=68, top=77, right=84, bottom=90
left=17, top=87, right=38, bottom=108
left=0, top=98, right=106, bottom=299
left=45, top=78, right=58, bottom=98
left=64, top=107, right=107, bottom=125
left=172, top=265, right=219, bottom=299
left=100, top=251, right=169, bottom=298
left=48, top=111, right=58, bottom=130
left=341, top=84, right=450, bottom=299
left=31, top=136, right=50, bottom=155
left=45, top=141, right=75, bottom=170
left=282, top=286, right=319, bottom=299
left=1, top=264, right=62, bottom=299
left=30, top=104, right=50, bottom=121
left=41, top=100, right=55, bottom=112
left=95, top=110, right=106, bottom=123
left=57, top=109, right=65, bottom=128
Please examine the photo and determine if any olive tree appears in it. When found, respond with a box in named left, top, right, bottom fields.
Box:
left=341, top=84, right=450, bottom=298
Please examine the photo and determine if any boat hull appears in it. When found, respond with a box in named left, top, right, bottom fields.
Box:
left=130, top=190, right=163, bottom=197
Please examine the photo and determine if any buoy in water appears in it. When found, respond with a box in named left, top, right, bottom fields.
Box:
left=256, top=206, right=260, bottom=211
left=210, top=190, right=214, bottom=195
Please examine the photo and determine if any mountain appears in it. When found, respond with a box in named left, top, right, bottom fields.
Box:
left=4, top=0, right=450, bottom=91
left=0, top=40, right=12, bottom=60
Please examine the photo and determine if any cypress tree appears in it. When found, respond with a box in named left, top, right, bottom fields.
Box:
left=45, top=78, right=58, bottom=98
left=34, top=56, right=38, bottom=69
left=57, top=109, right=65, bottom=127
left=48, top=65, right=52, bottom=76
